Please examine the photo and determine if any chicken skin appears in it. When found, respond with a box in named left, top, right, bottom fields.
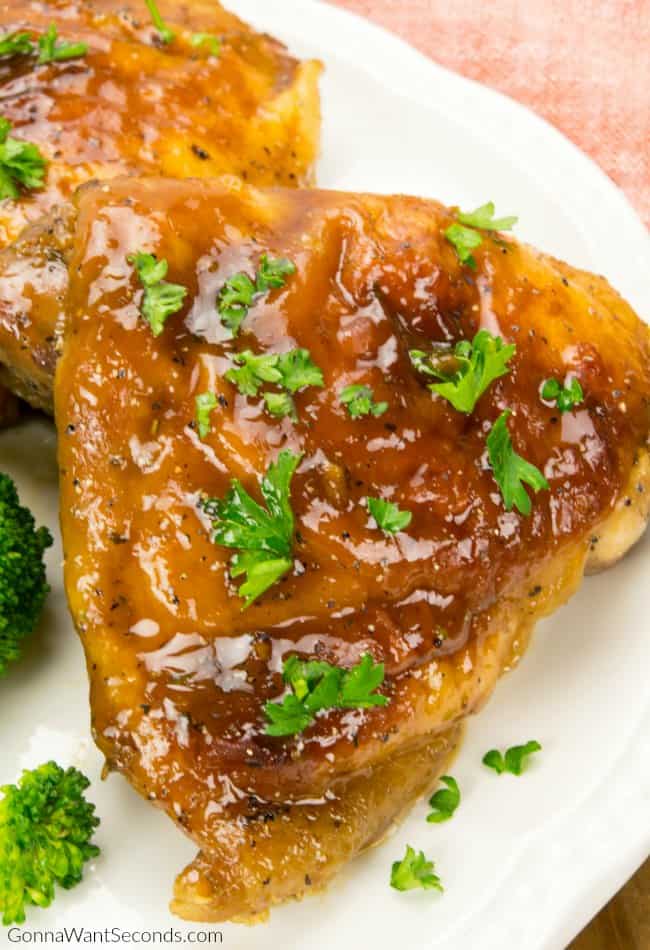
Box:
left=52, top=177, right=649, bottom=921
left=0, top=0, right=321, bottom=411
left=0, top=0, right=320, bottom=243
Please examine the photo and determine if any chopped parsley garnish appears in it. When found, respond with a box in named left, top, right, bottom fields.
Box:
left=390, top=846, right=443, bottom=893
left=0, top=119, right=47, bottom=200
left=202, top=450, right=301, bottom=608
left=486, top=411, right=549, bottom=516
left=218, top=274, right=256, bottom=335
left=255, top=254, right=296, bottom=293
left=426, top=775, right=460, bottom=823
left=195, top=392, right=218, bottom=439
left=338, top=654, right=388, bottom=708
left=541, top=376, right=584, bottom=413
left=263, top=391, right=296, bottom=420
left=444, top=223, right=483, bottom=269
left=445, top=201, right=518, bottom=269
left=457, top=202, right=519, bottom=232
left=127, top=251, right=188, bottom=337
left=0, top=26, right=87, bottom=64
left=264, top=653, right=389, bottom=737
left=276, top=348, right=323, bottom=393
left=410, top=330, right=515, bottom=414
left=264, top=692, right=313, bottom=737
left=0, top=31, right=34, bottom=58
left=482, top=741, right=541, bottom=775
left=37, top=24, right=88, bottom=64
left=339, top=384, right=388, bottom=419
left=225, top=347, right=323, bottom=420
left=217, top=254, right=296, bottom=336
left=190, top=33, right=221, bottom=56
left=367, top=497, right=412, bottom=535
left=225, top=350, right=282, bottom=396
left=144, top=0, right=175, bottom=44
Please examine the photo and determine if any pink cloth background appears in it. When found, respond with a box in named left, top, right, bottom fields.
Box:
left=333, top=0, right=650, bottom=228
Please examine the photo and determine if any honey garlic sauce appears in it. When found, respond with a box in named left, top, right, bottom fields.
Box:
left=57, top=177, right=650, bottom=804
left=0, top=0, right=321, bottom=246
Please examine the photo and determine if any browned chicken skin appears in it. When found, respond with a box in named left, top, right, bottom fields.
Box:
left=172, top=727, right=461, bottom=922
left=0, top=205, right=73, bottom=411
left=0, top=0, right=321, bottom=411
left=0, top=0, right=321, bottom=241
left=52, top=177, right=649, bottom=921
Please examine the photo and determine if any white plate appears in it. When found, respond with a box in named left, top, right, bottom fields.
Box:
left=1, top=1, right=649, bottom=947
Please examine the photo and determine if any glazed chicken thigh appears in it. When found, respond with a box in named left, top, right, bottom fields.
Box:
left=50, top=177, right=649, bottom=920
left=0, top=0, right=320, bottom=243
left=0, top=0, right=321, bottom=412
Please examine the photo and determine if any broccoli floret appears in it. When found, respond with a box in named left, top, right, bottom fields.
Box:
left=0, top=473, right=53, bottom=675
left=0, top=762, right=100, bottom=925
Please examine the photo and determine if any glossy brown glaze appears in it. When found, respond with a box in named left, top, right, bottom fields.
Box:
left=0, top=0, right=321, bottom=413
left=171, top=726, right=461, bottom=922
left=55, top=177, right=649, bottom=919
left=0, top=0, right=321, bottom=245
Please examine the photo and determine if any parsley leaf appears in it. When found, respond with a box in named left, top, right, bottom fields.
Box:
left=217, top=255, right=295, bottom=336
left=0, top=32, right=35, bottom=58
left=225, top=347, right=322, bottom=420
left=263, top=391, right=296, bottom=421
left=229, top=552, right=293, bottom=608
left=144, top=0, right=175, bottom=43
left=283, top=656, right=345, bottom=714
left=482, top=741, right=541, bottom=775
left=367, top=497, right=412, bottom=534
left=37, top=24, right=88, bottom=64
left=390, top=846, right=443, bottom=893
left=282, top=656, right=333, bottom=701
left=202, top=450, right=301, bottom=608
left=444, top=223, right=483, bottom=269
left=190, top=33, right=221, bottom=56
left=340, top=384, right=388, bottom=419
left=276, top=348, right=323, bottom=393
left=0, top=119, right=47, bottom=200
left=128, top=251, right=188, bottom=337
left=217, top=274, right=257, bottom=335
left=410, top=330, right=515, bottom=413
left=0, top=26, right=89, bottom=64
left=445, top=201, right=517, bottom=268
left=457, top=201, right=518, bottom=231
left=486, top=411, right=549, bottom=516
left=264, top=693, right=313, bottom=737
left=264, top=653, right=388, bottom=737
left=541, top=377, right=584, bottom=413
left=339, top=654, right=389, bottom=708
left=195, top=391, right=218, bottom=439
left=255, top=254, right=296, bottom=293
left=426, top=776, right=460, bottom=823
left=225, top=351, right=282, bottom=396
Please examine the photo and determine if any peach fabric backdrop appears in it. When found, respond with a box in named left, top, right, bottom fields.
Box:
left=333, top=0, right=650, bottom=228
